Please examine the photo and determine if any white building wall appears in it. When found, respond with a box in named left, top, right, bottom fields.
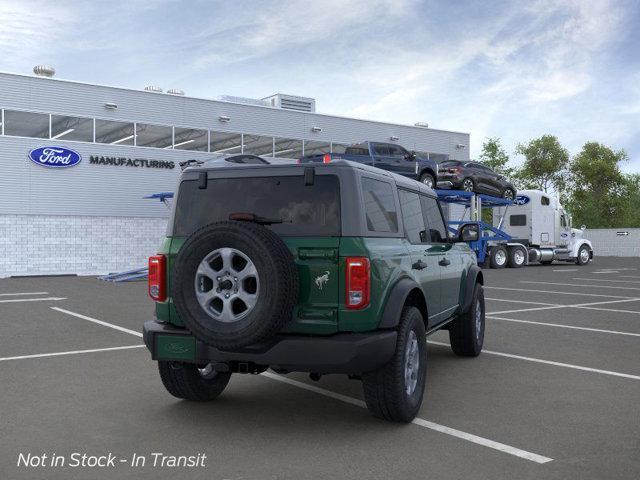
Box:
left=0, top=214, right=167, bottom=277
left=583, top=229, right=640, bottom=257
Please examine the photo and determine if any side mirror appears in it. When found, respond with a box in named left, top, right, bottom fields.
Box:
left=458, top=223, right=479, bottom=242
left=404, top=151, right=416, bottom=160
left=581, top=224, right=586, bottom=230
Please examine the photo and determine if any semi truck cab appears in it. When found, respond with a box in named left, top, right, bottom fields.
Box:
left=495, top=189, right=593, bottom=265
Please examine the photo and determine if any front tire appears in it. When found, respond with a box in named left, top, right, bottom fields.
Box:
left=362, top=306, right=427, bottom=422
left=158, top=361, right=231, bottom=401
left=449, top=283, right=484, bottom=357
left=576, top=245, right=591, bottom=265
left=502, top=188, right=515, bottom=200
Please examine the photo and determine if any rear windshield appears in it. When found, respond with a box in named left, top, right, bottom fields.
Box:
left=439, top=160, right=461, bottom=167
left=173, top=175, right=341, bottom=237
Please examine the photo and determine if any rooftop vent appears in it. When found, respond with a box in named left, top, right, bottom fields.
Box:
left=33, top=65, right=55, bottom=78
left=414, top=122, right=429, bottom=128
left=167, top=88, right=185, bottom=96
left=144, top=85, right=163, bottom=93
left=217, top=95, right=270, bottom=107
left=262, top=93, right=316, bottom=113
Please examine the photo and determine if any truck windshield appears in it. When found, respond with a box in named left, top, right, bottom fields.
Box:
left=173, top=175, right=341, bottom=237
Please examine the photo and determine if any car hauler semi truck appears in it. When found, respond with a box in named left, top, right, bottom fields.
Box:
left=493, top=189, right=593, bottom=266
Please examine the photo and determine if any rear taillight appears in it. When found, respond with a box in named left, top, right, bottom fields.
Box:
left=148, top=255, right=167, bottom=301
left=322, top=153, right=331, bottom=164
left=345, top=257, right=370, bottom=309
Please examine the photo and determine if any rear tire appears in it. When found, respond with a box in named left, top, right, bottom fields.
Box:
left=419, top=172, right=435, bottom=189
left=449, top=283, right=484, bottom=357
left=489, top=245, right=507, bottom=269
left=461, top=178, right=475, bottom=192
left=158, top=361, right=231, bottom=401
left=507, top=246, right=526, bottom=268
left=362, top=306, right=427, bottom=422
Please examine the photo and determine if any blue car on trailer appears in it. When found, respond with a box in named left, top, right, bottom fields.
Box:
left=435, top=190, right=528, bottom=269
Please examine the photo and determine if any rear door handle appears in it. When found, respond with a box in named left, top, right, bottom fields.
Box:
left=439, top=257, right=451, bottom=267
left=412, top=260, right=428, bottom=270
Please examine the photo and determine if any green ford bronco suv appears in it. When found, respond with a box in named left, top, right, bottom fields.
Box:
left=143, top=159, right=484, bottom=422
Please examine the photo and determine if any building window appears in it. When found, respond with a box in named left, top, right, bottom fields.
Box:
left=3, top=110, right=50, bottom=139
left=50, top=114, right=94, bottom=142
left=273, top=137, right=303, bottom=159
left=243, top=135, right=274, bottom=156
left=135, top=123, right=173, bottom=148
left=303, top=140, right=331, bottom=156
left=173, top=127, right=208, bottom=151
left=210, top=131, right=242, bottom=154
left=95, top=119, right=135, bottom=145
left=361, top=177, right=398, bottom=233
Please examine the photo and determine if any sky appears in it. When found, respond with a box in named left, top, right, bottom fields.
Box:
left=1, top=0, right=639, bottom=171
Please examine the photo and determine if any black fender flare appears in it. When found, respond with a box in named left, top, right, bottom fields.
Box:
left=460, top=265, right=483, bottom=313
left=418, top=167, right=437, bottom=180
left=378, top=277, right=424, bottom=329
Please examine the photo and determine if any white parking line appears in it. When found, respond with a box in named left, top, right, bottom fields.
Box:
left=0, top=292, right=49, bottom=296
left=0, top=297, right=66, bottom=304
left=617, top=275, right=640, bottom=279
left=485, top=286, right=638, bottom=299
left=51, top=307, right=143, bottom=337
left=489, top=298, right=640, bottom=316
left=552, top=269, right=578, bottom=272
left=487, top=315, right=640, bottom=337
left=0, top=345, right=145, bottom=362
left=488, top=305, right=566, bottom=315
left=573, top=278, right=640, bottom=284
left=262, top=372, right=552, bottom=464
left=486, top=298, right=559, bottom=306
left=428, top=341, right=640, bottom=381
left=520, top=281, right=640, bottom=291
left=573, top=305, right=640, bottom=315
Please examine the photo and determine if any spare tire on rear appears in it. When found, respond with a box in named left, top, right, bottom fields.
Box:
left=172, top=221, right=298, bottom=350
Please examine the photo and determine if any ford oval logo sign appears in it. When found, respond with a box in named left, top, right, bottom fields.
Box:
left=514, top=195, right=530, bottom=206
left=28, top=146, right=82, bottom=168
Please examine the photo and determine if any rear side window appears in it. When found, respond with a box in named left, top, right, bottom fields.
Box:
left=510, top=214, right=527, bottom=226
left=420, top=195, right=448, bottom=243
left=399, top=190, right=427, bottom=243
left=345, top=145, right=370, bottom=156
left=372, top=144, right=390, bottom=156
left=174, top=175, right=340, bottom=236
left=361, top=178, right=398, bottom=233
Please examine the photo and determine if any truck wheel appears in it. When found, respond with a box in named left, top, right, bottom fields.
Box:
left=449, top=283, right=484, bottom=357
left=489, top=245, right=507, bottom=269
left=576, top=245, right=591, bottom=265
left=172, top=221, right=298, bottom=350
left=158, top=361, right=231, bottom=401
left=507, top=246, right=526, bottom=268
left=362, top=306, right=427, bottom=422
left=419, top=172, right=435, bottom=189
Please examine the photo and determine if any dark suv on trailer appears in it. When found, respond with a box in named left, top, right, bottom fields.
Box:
left=143, top=159, right=484, bottom=422
left=437, top=160, right=516, bottom=199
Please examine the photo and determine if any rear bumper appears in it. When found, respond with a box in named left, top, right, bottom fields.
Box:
left=143, top=320, right=397, bottom=374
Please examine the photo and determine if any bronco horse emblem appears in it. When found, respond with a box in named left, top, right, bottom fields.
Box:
left=315, top=271, right=330, bottom=290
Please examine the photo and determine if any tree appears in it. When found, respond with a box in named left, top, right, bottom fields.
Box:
left=619, top=174, right=640, bottom=228
left=515, top=135, right=569, bottom=193
left=566, top=142, right=628, bottom=228
left=478, top=137, right=514, bottom=177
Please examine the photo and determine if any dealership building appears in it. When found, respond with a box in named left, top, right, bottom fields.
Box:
left=0, top=68, right=470, bottom=277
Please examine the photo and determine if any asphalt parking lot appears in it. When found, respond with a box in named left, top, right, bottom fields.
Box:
left=1, top=257, right=639, bottom=480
